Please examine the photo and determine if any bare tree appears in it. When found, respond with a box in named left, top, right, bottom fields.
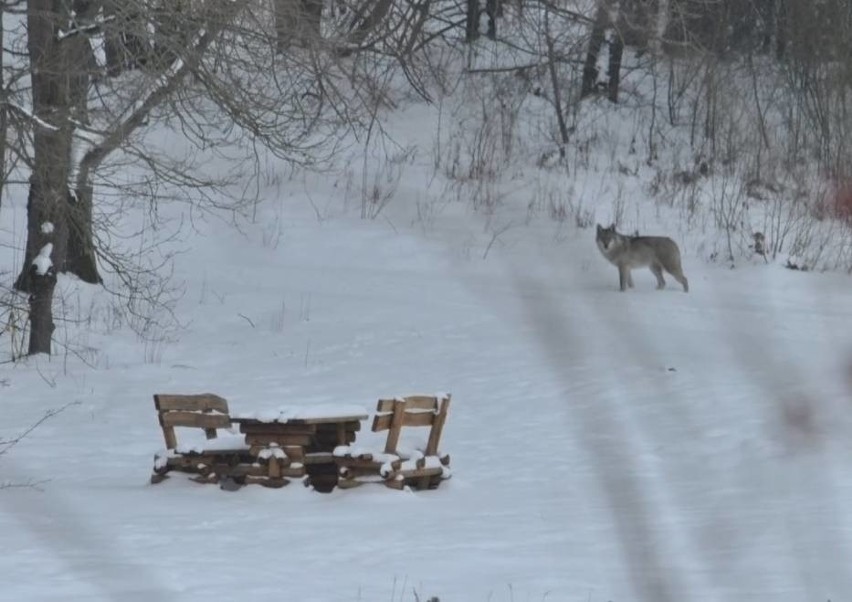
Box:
left=8, top=0, right=429, bottom=355
left=581, top=0, right=610, bottom=98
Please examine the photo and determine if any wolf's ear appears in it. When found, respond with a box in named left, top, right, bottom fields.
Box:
left=596, top=223, right=602, bottom=233
left=610, top=222, right=616, bottom=230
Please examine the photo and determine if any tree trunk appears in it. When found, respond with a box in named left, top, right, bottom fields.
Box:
left=103, top=1, right=124, bottom=75
left=63, top=0, right=102, bottom=285
left=275, top=0, right=323, bottom=51
left=581, top=1, right=610, bottom=98
left=653, top=0, right=669, bottom=53
left=608, top=19, right=624, bottom=103
left=608, top=38, right=624, bottom=102
left=775, top=0, right=788, bottom=60
left=465, top=0, right=480, bottom=42
left=273, top=0, right=296, bottom=52
left=66, top=187, right=102, bottom=285
left=0, top=1, right=6, bottom=213
left=303, top=0, right=323, bottom=42
left=544, top=4, right=570, bottom=158
left=485, top=0, right=497, bottom=40
left=19, top=0, right=75, bottom=355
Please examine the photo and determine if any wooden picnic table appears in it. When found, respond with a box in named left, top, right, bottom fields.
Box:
left=230, top=406, right=369, bottom=491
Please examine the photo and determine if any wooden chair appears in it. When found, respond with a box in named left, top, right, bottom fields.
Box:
left=333, top=394, right=451, bottom=490
left=151, top=393, right=253, bottom=484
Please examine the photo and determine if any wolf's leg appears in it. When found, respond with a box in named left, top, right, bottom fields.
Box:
left=618, top=266, right=629, bottom=291
left=650, top=264, right=666, bottom=289
left=665, top=264, right=689, bottom=292
left=627, top=271, right=635, bottom=288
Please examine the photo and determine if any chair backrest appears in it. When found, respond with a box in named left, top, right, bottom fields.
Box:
left=371, top=394, right=451, bottom=455
left=153, top=393, right=232, bottom=450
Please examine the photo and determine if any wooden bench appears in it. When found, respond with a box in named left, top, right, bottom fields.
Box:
left=333, top=394, right=451, bottom=490
left=151, top=393, right=254, bottom=485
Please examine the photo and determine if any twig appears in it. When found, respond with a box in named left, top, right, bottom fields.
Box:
left=0, top=401, right=79, bottom=457
left=483, top=222, right=514, bottom=259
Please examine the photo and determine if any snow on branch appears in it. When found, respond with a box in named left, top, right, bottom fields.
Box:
left=4, top=101, right=60, bottom=131
left=74, top=1, right=249, bottom=194
left=57, top=14, right=116, bottom=40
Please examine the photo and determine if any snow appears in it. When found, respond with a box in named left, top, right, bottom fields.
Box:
left=6, top=101, right=59, bottom=132
left=31, top=243, right=53, bottom=276
left=257, top=446, right=286, bottom=460
left=231, top=403, right=369, bottom=422
left=40, top=222, right=54, bottom=235
left=2, top=40, right=852, bottom=602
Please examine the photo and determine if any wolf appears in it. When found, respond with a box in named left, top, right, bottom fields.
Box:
left=595, top=224, right=689, bottom=292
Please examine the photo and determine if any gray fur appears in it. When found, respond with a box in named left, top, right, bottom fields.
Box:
left=596, top=224, right=689, bottom=293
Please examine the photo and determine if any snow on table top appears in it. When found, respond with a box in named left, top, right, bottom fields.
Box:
left=231, top=403, right=369, bottom=423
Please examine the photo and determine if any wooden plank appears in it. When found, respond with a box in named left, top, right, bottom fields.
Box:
left=160, top=411, right=232, bottom=430
left=222, top=463, right=267, bottom=477
left=384, top=401, right=405, bottom=453
left=314, top=429, right=357, bottom=440
left=413, top=474, right=444, bottom=491
left=384, top=478, right=406, bottom=490
left=335, top=457, right=383, bottom=470
left=376, top=396, right=438, bottom=412
left=376, top=398, right=402, bottom=412
left=285, top=414, right=368, bottom=425
left=154, top=393, right=229, bottom=414
left=339, top=466, right=383, bottom=479
left=161, top=425, right=178, bottom=450
left=336, top=478, right=363, bottom=489
left=312, top=432, right=356, bottom=447
left=237, top=423, right=317, bottom=435
left=401, top=395, right=440, bottom=410
left=402, top=412, right=437, bottom=427
left=304, top=452, right=334, bottom=464
left=283, top=446, right=305, bottom=462
left=268, top=456, right=282, bottom=479
left=316, top=421, right=361, bottom=433
left=245, top=434, right=313, bottom=446
left=395, top=466, right=443, bottom=479
left=372, top=410, right=434, bottom=430
left=424, top=394, right=451, bottom=456
left=372, top=413, right=393, bottom=432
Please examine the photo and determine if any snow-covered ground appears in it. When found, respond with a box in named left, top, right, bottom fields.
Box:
left=3, top=49, right=852, bottom=602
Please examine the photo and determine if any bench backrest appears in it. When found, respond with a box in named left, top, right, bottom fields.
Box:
left=371, top=394, right=451, bottom=455
left=154, top=393, right=232, bottom=450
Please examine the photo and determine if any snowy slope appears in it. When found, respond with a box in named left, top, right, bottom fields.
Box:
left=3, top=48, right=852, bottom=602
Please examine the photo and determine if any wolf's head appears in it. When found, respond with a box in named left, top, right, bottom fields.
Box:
left=596, top=223, right=622, bottom=254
